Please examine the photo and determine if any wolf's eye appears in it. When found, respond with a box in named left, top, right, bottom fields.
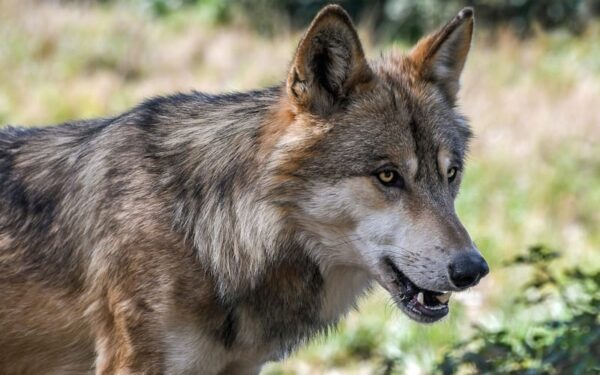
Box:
left=377, top=170, right=403, bottom=188
left=447, top=167, right=458, bottom=183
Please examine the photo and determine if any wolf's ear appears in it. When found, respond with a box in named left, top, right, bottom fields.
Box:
left=287, top=5, right=373, bottom=115
left=409, top=8, right=474, bottom=102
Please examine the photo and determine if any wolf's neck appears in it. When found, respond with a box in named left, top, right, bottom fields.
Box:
left=148, top=88, right=374, bottom=350
left=151, top=87, right=373, bottom=310
left=148, top=87, right=300, bottom=294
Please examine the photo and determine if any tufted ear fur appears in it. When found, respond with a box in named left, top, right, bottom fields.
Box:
left=286, top=5, right=374, bottom=116
left=409, top=8, right=474, bottom=103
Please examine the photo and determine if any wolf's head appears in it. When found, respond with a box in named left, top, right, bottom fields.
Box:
left=267, top=5, right=488, bottom=323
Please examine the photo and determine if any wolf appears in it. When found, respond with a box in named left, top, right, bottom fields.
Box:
left=0, top=5, right=488, bottom=374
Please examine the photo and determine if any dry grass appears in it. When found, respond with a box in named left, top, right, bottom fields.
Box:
left=1, top=1, right=598, bottom=373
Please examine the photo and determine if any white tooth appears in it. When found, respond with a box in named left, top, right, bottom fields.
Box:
left=417, top=292, right=424, bottom=304
left=435, top=292, right=452, bottom=304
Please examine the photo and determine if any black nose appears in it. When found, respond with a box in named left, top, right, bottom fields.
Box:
left=448, top=251, right=489, bottom=289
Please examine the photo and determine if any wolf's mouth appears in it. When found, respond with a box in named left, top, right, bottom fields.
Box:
left=384, top=258, right=451, bottom=323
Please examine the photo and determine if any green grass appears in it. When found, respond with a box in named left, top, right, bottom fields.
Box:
left=1, top=1, right=599, bottom=373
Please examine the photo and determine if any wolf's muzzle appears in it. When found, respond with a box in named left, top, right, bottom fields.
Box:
left=448, top=250, right=489, bottom=289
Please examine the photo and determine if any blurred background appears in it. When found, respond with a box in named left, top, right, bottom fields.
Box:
left=1, top=0, right=599, bottom=373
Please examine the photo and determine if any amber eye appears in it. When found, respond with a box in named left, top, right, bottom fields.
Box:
left=376, top=170, right=403, bottom=188
left=447, top=167, right=458, bottom=183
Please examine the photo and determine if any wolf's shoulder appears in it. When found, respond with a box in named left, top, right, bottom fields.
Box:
left=0, top=126, right=44, bottom=158
left=0, top=126, right=40, bottom=141
left=128, top=86, right=281, bottom=119
left=0, top=118, right=111, bottom=150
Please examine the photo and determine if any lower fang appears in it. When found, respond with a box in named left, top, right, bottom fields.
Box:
left=416, top=292, right=424, bottom=304
left=435, top=292, right=452, bottom=304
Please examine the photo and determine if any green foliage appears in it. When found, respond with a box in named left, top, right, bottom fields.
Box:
left=435, top=246, right=600, bottom=374
left=140, top=0, right=232, bottom=22
left=134, top=0, right=600, bottom=40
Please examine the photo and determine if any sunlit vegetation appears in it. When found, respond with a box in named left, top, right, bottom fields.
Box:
left=1, top=1, right=598, bottom=373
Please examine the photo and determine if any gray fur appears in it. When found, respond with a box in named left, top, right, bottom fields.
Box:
left=0, top=5, right=486, bottom=374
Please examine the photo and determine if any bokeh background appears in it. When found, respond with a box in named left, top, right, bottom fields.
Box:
left=1, top=0, right=599, bottom=373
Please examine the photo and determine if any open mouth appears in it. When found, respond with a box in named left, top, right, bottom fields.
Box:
left=384, top=258, right=452, bottom=323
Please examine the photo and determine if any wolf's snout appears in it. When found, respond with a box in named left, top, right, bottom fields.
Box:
left=448, top=251, right=489, bottom=289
